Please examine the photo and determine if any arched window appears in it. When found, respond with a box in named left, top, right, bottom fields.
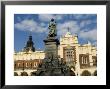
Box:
left=82, top=57, right=88, bottom=64
left=92, top=56, right=97, bottom=66
left=17, top=63, right=21, bottom=67
left=26, top=63, right=28, bottom=67
left=82, top=57, right=84, bottom=64
left=30, top=63, right=33, bottom=68
left=85, top=57, right=87, bottom=64
left=34, top=62, right=37, bottom=67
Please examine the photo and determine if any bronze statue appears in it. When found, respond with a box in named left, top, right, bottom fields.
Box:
left=48, top=18, right=57, bottom=37
left=35, top=18, right=75, bottom=76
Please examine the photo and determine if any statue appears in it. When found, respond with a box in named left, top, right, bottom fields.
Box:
left=35, top=18, right=74, bottom=76
left=48, top=18, right=57, bottom=37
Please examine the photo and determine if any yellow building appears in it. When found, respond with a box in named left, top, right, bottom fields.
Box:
left=14, top=31, right=97, bottom=76
left=58, top=31, right=97, bottom=76
left=14, top=35, right=45, bottom=76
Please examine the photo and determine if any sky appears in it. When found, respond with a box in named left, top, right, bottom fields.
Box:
left=14, top=14, right=97, bottom=52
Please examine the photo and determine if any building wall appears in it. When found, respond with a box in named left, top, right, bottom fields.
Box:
left=14, top=51, right=45, bottom=61
left=14, top=59, right=42, bottom=70
left=58, top=32, right=97, bottom=76
left=14, top=51, right=45, bottom=76
left=14, top=32, right=97, bottom=76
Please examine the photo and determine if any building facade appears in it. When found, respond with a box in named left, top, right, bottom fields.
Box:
left=58, top=31, right=97, bottom=76
left=14, top=35, right=45, bottom=76
left=14, top=31, right=97, bottom=76
left=14, top=20, right=97, bottom=76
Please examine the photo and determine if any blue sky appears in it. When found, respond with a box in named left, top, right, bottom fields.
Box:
left=14, top=14, right=97, bottom=52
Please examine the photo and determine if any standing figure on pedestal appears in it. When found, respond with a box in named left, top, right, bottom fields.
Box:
left=48, top=18, right=57, bottom=37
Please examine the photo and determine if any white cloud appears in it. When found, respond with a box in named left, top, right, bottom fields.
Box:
left=38, top=14, right=54, bottom=22
left=57, top=21, right=80, bottom=36
left=14, top=16, right=97, bottom=43
left=56, top=20, right=97, bottom=45
left=71, top=14, right=96, bottom=21
left=15, top=19, right=47, bottom=33
left=38, top=14, right=63, bottom=22
left=80, top=20, right=92, bottom=28
left=79, top=29, right=97, bottom=41
left=80, top=19, right=96, bottom=28
left=40, top=23, right=46, bottom=27
left=55, top=14, right=64, bottom=20
left=72, top=14, right=84, bottom=19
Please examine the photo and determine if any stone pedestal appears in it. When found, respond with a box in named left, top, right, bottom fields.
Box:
left=35, top=37, right=73, bottom=76
left=43, top=37, right=59, bottom=59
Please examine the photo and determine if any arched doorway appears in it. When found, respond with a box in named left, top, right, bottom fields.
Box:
left=93, top=70, right=97, bottom=76
left=81, top=70, right=91, bottom=76
left=14, top=72, right=18, bottom=76
left=21, top=71, right=28, bottom=76
left=31, top=71, right=37, bottom=76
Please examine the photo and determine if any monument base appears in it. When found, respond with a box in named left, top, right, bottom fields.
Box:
left=34, top=37, right=75, bottom=76
left=35, top=59, right=71, bottom=76
left=43, top=37, right=59, bottom=59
